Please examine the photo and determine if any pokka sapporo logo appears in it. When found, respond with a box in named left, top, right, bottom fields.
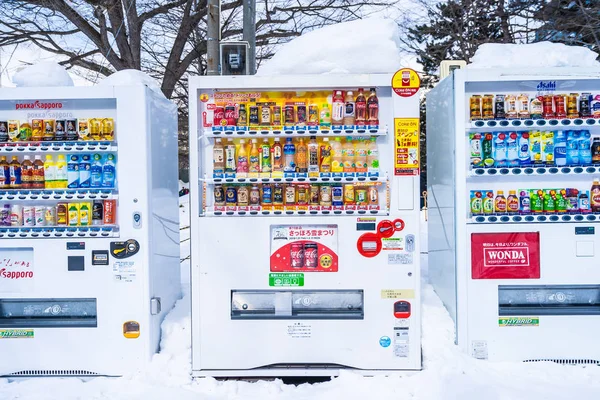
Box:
left=0, top=268, right=34, bottom=279
left=15, top=100, right=63, bottom=110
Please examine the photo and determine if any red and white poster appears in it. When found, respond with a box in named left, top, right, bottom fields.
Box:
left=270, top=225, right=338, bottom=272
left=471, top=232, right=540, bottom=279
left=0, top=248, right=35, bottom=293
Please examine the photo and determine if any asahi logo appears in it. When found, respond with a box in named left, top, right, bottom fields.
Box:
left=15, top=100, right=63, bottom=110
left=483, top=247, right=529, bottom=267
left=536, top=81, right=556, bottom=92
left=0, top=268, right=34, bottom=279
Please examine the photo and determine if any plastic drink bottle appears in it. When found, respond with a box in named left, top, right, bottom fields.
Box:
left=249, top=139, right=260, bottom=173
left=44, top=155, right=56, bottom=189
left=213, top=138, right=225, bottom=174
left=367, top=137, right=379, bottom=174
left=55, top=154, right=68, bottom=188
left=319, top=138, right=331, bottom=172
left=237, top=139, right=249, bottom=174
left=342, top=137, right=356, bottom=172
left=32, top=155, right=45, bottom=189
left=367, top=88, right=379, bottom=125
left=21, top=156, right=33, bottom=189
left=296, top=138, right=308, bottom=173
left=90, top=154, right=103, bottom=188
left=283, top=137, right=296, bottom=172
left=320, top=104, right=331, bottom=128
left=343, top=91, right=355, bottom=126
left=272, top=138, right=283, bottom=172
left=102, top=154, right=116, bottom=188
left=260, top=138, right=272, bottom=173
left=67, top=155, right=80, bottom=189
left=225, top=138, right=236, bottom=173
left=0, top=156, right=9, bottom=189
left=355, top=138, right=368, bottom=173
left=355, top=88, right=367, bottom=126
left=79, top=154, right=91, bottom=188
left=331, top=91, right=344, bottom=125
left=9, top=156, right=22, bottom=189
left=331, top=137, right=343, bottom=173
left=308, top=136, right=319, bottom=174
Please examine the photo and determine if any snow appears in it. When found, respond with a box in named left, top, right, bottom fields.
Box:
left=469, top=42, right=600, bottom=69
left=3, top=194, right=600, bottom=399
left=258, top=18, right=404, bottom=76
left=12, top=62, right=74, bottom=87
left=99, top=70, right=165, bottom=97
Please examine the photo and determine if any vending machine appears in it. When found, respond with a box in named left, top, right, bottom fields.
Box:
left=427, top=67, right=600, bottom=363
left=189, top=73, right=422, bottom=377
left=0, top=85, right=180, bottom=376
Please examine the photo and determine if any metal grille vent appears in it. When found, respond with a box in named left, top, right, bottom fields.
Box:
left=523, top=359, right=600, bottom=365
left=7, top=370, right=99, bottom=377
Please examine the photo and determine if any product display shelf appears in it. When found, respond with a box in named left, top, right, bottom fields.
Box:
left=204, top=126, right=387, bottom=138
left=0, top=189, right=117, bottom=201
left=0, top=225, right=119, bottom=238
left=204, top=207, right=386, bottom=217
left=0, top=141, right=117, bottom=153
left=469, top=118, right=600, bottom=130
left=469, top=213, right=600, bottom=224
left=468, top=165, right=600, bottom=177
left=205, top=175, right=385, bottom=184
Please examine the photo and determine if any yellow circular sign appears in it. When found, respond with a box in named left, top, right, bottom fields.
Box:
left=391, top=68, right=420, bottom=97
left=319, top=254, right=333, bottom=269
left=200, top=93, right=210, bottom=102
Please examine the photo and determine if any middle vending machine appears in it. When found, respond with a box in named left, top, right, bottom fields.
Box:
left=189, top=72, right=422, bottom=377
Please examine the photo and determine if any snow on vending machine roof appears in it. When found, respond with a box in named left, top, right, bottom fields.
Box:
left=189, top=71, right=422, bottom=377
left=0, top=83, right=180, bottom=376
left=427, top=66, right=600, bottom=363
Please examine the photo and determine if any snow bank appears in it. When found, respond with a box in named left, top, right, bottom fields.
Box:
left=258, top=18, right=403, bottom=75
left=12, top=62, right=74, bottom=87
left=99, top=70, right=164, bottom=97
left=469, top=42, right=600, bottom=69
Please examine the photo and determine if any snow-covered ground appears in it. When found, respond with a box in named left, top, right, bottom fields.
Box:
left=2, top=193, right=600, bottom=400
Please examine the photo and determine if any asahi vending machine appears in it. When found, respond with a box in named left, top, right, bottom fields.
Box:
left=0, top=85, right=180, bottom=376
left=428, top=67, right=600, bottom=363
left=190, top=72, right=422, bottom=377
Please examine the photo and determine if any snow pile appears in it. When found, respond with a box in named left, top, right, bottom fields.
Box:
left=12, top=62, right=74, bottom=87
left=470, top=42, right=600, bottom=69
left=258, top=18, right=403, bottom=75
left=99, top=70, right=164, bottom=97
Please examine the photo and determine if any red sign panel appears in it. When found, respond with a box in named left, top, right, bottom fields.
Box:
left=471, top=232, right=540, bottom=279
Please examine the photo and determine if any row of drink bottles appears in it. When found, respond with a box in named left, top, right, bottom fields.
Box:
left=213, top=88, right=379, bottom=129
left=213, top=136, right=379, bottom=177
left=0, top=200, right=117, bottom=227
left=469, top=92, right=600, bottom=121
left=213, top=183, right=380, bottom=208
left=0, top=118, right=115, bottom=143
left=0, top=154, right=116, bottom=190
left=470, top=183, right=600, bottom=215
left=469, top=130, right=600, bottom=168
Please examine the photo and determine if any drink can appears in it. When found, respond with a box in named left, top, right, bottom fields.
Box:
left=343, top=184, right=354, bottom=204
left=308, top=105, right=319, bottom=125
left=567, top=93, right=579, bottom=119
left=580, top=93, right=592, bottom=118
left=7, top=120, right=19, bottom=142
left=505, top=95, right=518, bottom=119
left=89, top=118, right=102, bottom=140
left=56, top=203, right=68, bottom=226
left=237, top=105, right=248, bottom=126
left=296, top=184, right=308, bottom=206
left=261, top=184, right=272, bottom=205
left=1, top=204, right=10, bottom=226
left=103, top=199, right=116, bottom=225
left=332, top=184, right=343, bottom=206
left=290, top=242, right=304, bottom=268
left=65, top=119, right=78, bottom=141
left=68, top=203, right=80, bottom=226
left=225, top=106, right=236, bottom=126
left=517, top=94, right=530, bottom=119
left=297, top=105, right=307, bottom=125
left=494, top=95, right=505, bottom=119
left=45, top=206, right=57, bottom=226
left=273, top=183, right=284, bottom=205
left=309, top=184, right=320, bottom=205
left=225, top=186, right=237, bottom=205
left=32, top=119, right=44, bottom=140
left=54, top=120, right=66, bottom=141
left=284, top=104, right=295, bottom=125
left=0, top=121, right=8, bottom=142
left=35, top=206, right=45, bottom=226
left=482, top=95, right=494, bottom=120
left=249, top=106, right=259, bottom=125
left=284, top=185, right=296, bottom=205
left=542, top=95, right=555, bottom=119
left=356, top=188, right=368, bottom=205
left=102, top=118, right=115, bottom=141
left=92, top=201, right=103, bottom=225
left=470, top=95, right=482, bottom=120
left=213, top=106, right=225, bottom=126
left=272, top=106, right=282, bottom=125
left=250, top=185, right=260, bottom=205
left=260, top=105, right=271, bottom=126
left=214, top=184, right=225, bottom=206
left=43, top=119, right=55, bottom=141
left=554, top=94, right=567, bottom=118
left=320, top=185, right=332, bottom=206
left=78, top=119, right=90, bottom=140
left=237, top=185, right=249, bottom=206
left=304, top=242, right=318, bottom=268
left=368, top=186, right=379, bottom=205
left=23, top=205, right=35, bottom=227
left=10, top=205, right=23, bottom=226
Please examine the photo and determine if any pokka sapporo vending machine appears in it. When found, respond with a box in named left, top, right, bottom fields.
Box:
left=427, top=67, right=600, bottom=363
left=189, top=72, right=423, bottom=377
left=0, top=85, right=180, bottom=376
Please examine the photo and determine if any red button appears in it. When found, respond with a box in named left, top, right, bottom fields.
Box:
left=377, top=220, right=395, bottom=238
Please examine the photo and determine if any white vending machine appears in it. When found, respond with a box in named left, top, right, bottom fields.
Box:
left=428, top=67, right=600, bottom=363
left=0, top=85, right=180, bottom=376
left=189, top=72, right=423, bottom=377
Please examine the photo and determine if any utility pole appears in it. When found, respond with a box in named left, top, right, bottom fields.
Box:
left=242, top=0, right=256, bottom=75
left=207, top=0, right=220, bottom=75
